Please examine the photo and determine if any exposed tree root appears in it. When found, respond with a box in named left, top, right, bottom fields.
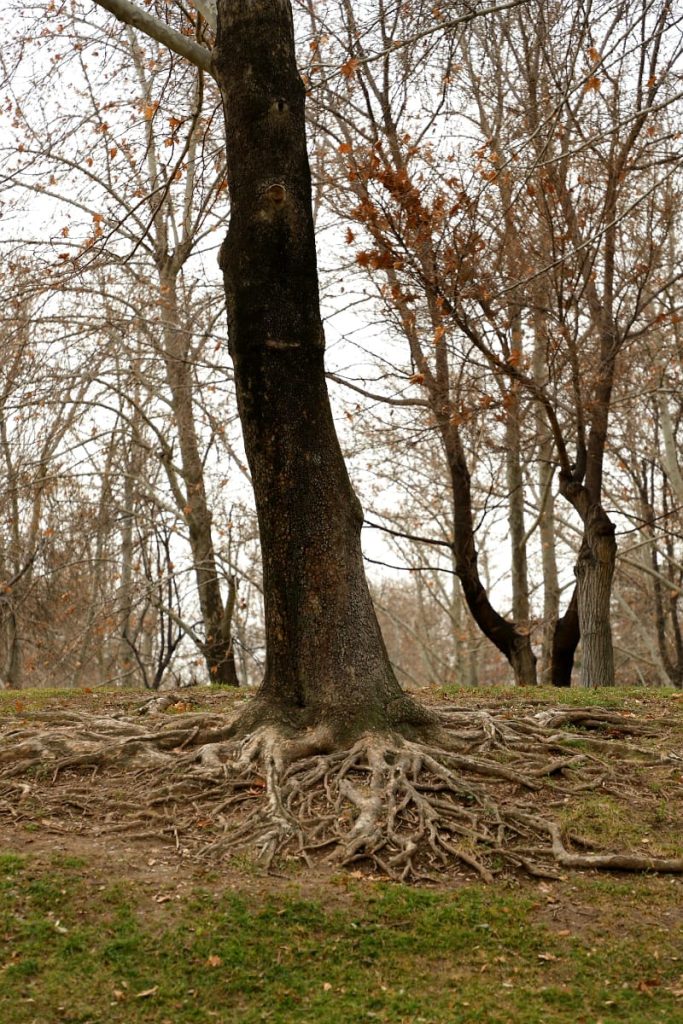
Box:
left=0, top=698, right=681, bottom=882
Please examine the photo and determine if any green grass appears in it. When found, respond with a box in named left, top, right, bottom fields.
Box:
left=0, top=684, right=249, bottom=718
left=439, top=684, right=683, bottom=710
left=0, top=688, right=87, bottom=712
left=1, top=853, right=682, bottom=1024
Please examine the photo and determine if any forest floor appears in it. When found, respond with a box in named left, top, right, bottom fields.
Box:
left=0, top=685, right=681, bottom=1024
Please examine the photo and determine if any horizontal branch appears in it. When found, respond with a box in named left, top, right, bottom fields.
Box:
left=93, top=0, right=214, bottom=75
left=364, top=519, right=453, bottom=550
left=327, top=372, right=428, bottom=408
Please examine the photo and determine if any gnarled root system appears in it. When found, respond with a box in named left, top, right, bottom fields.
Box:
left=0, top=698, right=681, bottom=881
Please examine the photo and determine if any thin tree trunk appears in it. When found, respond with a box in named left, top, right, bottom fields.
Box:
left=158, top=266, right=239, bottom=686
left=117, top=450, right=138, bottom=687
left=531, top=307, right=561, bottom=685
left=449, top=557, right=464, bottom=686
left=1, top=610, right=22, bottom=690
left=505, top=383, right=531, bottom=630
left=551, top=591, right=579, bottom=687
left=538, top=458, right=560, bottom=685
left=443, top=425, right=537, bottom=686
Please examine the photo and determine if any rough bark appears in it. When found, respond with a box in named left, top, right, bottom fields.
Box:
left=212, top=0, right=430, bottom=741
left=0, top=609, right=22, bottom=690
left=559, top=475, right=617, bottom=688
left=575, top=509, right=617, bottom=688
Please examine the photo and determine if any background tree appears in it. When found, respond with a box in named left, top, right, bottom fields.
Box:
left=303, top=0, right=683, bottom=687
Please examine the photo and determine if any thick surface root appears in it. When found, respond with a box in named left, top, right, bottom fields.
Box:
left=0, top=697, right=681, bottom=882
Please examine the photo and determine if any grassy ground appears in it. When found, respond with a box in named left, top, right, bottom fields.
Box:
left=0, top=686, right=682, bottom=1024
left=1, top=851, right=682, bottom=1024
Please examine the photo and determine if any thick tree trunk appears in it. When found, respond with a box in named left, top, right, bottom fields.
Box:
left=213, top=0, right=429, bottom=740
left=575, top=507, right=617, bottom=687
left=559, top=474, right=617, bottom=688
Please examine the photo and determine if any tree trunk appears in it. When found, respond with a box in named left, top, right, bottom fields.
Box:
left=575, top=506, right=617, bottom=687
left=505, top=384, right=531, bottom=631
left=551, top=591, right=579, bottom=687
left=443, top=425, right=537, bottom=686
left=0, top=608, right=22, bottom=690
left=213, top=0, right=429, bottom=740
left=158, top=265, right=239, bottom=686
left=531, top=307, right=561, bottom=685
left=117, top=454, right=137, bottom=686
left=538, top=458, right=560, bottom=686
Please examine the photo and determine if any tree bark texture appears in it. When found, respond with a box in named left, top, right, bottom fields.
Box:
left=559, top=477, right=617, bottom=688
left=575, top=509, right=616, bottom=688
left=213, top=0, right=429, bottom=740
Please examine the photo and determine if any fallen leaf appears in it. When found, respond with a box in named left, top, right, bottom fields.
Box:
left=135, top=986, right=158, bottom=999
left=206, top=955, right=222, bottom=968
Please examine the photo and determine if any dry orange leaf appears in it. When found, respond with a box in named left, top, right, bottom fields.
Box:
left=341, top=57, right=359, bottom=79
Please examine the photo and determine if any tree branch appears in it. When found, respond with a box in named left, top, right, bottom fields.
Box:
left=92, top=0, right=214, bottom=76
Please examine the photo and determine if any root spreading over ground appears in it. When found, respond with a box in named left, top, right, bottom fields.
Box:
left=1, top=694, right=682, bottom=882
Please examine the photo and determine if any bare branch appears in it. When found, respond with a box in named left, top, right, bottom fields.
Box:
left=92, top=0, right=214, bottom=76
